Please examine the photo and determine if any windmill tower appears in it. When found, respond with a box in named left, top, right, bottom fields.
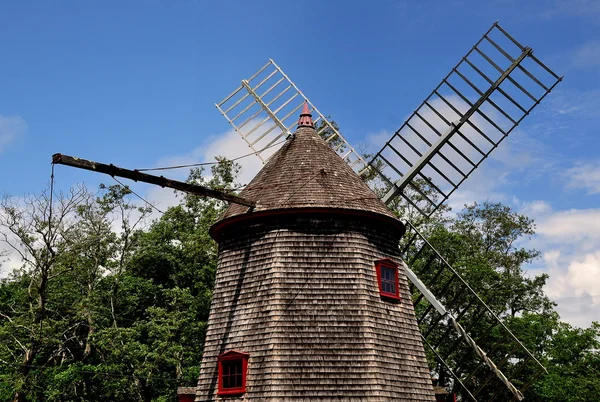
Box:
left=211, top=22, right=562, bottom=401
left=195, top=105, right=435, bottom=400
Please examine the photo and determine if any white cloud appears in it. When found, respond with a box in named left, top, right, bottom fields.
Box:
left=129, top=126, right=271, bottom=222
left=544, top=250, right=600, bottom=328
left=0, top=115, right=26, bottom=153
left=565, top=162, right=600, bottom=194
left=536, top=208, right=600, bottom=243
left=535, top=0, right=600, bottom=19
left=523, top=205, right=600, bottom=328
left=572, top=40, right=600, bottom=69
left=520, top=200, right=553, bottom=218
left=152, top=128, right=268, bottom=187
left=568, top=252, right=600, bottom=302
left=365, top=129, right=393, bottom=151
left=0, top=248, right=24, bottom=279
left=546, top=88, right=600, bottom=120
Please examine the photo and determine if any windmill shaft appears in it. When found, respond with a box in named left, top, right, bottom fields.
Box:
left=402, top=262, right=447, bottom=315
left=51, top=153, right=256, bottom=208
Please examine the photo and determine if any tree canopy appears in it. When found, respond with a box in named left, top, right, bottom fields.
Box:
left=0, top=158, right=598, bottom=402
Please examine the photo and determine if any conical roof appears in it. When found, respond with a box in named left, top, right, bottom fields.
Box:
left=212, top=119, right=403, bottom=235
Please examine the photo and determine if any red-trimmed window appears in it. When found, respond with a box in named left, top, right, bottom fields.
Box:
left=375, top=259, right=400, bottom=300
left=217, top=351, right=249, bottom=396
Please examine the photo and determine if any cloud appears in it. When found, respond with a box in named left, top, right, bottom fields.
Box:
left=572, top=40, right=600, bottom=69
left=152, top=129, right=265, bottom=186
left=0, top=242, right=24, bottom=279
left=546, top=88, right=600, bottom=120
left=520, top=200, right=553, bottom=217
left=137, top=126, right=270, bottom=218
left=565, top=162, right=600, bottom=194
left=543, top=250, right=600, bottom=328
left=536, top=208, right=600, bottom=244
left=523, top=205, right=600, bottom=328
left=365, top=129, right=393, bottom=151
left=534, top=0, right=600, bottom=19
left=0, top=115, right=26, bottom=153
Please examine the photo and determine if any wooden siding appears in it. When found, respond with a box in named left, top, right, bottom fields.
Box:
left=195, top=214, right=434, bottom=401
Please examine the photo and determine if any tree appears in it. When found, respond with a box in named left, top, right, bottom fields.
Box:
left=0, top=186, right=90, bottom=402
left=390, top=202, right=554, bottom=399
left=0, top=159, right=240, bottom=401
left=531, top=321, right=600, bottom=402
left=1, top=147, right=599, bottom=401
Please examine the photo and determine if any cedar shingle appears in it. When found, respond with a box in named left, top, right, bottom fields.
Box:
left=215, top=126, right=400, bottom=226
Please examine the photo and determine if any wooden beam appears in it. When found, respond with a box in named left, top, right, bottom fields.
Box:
left=52, top=153, right=256, bottom=208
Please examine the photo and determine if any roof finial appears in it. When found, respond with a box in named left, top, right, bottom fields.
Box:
left=297, top=101, right=314, bottom=128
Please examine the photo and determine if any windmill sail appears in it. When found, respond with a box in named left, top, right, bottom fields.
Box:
left=371, top=22, right=562, bottom=217
left=365, top=22, right=561, bottom=401
left=216, top=59, right=368, bottom=172
left=214, top=22, right=561, bottom=402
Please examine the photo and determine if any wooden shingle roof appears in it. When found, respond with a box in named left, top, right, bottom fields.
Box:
left=217, top=125, right=400, bottom=225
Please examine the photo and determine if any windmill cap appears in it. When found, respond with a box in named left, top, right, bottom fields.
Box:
left=210, top=120, right=404, bottom=240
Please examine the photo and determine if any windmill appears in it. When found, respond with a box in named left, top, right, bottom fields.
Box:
left=51, top=21, right=562, bottom=402
left=212, top=22, right=562, bottom=401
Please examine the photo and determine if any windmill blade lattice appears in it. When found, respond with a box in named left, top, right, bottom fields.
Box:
left=371, top=22, right=562, bottom=217
left=216, top=59, right=369, bottom=172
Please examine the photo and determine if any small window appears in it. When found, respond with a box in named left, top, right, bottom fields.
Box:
left=218, top=351, right=249, bottom=396
left=375, top=259, right=400, bottom=300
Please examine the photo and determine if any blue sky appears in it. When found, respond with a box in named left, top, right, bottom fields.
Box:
left=1, top=0, right=599, bottom=327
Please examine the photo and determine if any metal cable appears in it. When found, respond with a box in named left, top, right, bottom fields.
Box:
left=135, top=139, right=287, bottom=172
left=111, top=177, right=163, bottom=214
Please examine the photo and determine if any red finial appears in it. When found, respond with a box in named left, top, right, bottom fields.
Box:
left=297, top=101, right=314, bottom=128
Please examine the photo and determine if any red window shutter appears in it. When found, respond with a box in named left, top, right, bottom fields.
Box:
left=217, top=351, right=249, bottom=396
left=375, top=259, right=401, bottom=300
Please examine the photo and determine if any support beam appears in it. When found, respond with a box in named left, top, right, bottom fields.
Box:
left=51, top=153, right=256, bottom=208
left=382, top=123, right=457, bottom=204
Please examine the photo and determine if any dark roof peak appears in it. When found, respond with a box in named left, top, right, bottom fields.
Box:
left=297, top=102, right=314, bottom=128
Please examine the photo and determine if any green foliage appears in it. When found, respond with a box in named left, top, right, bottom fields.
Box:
left=0, top=154, right=598, bottom=401
left=0, top=161, right=238, bottom=401
left=529, top=321, right=600, bottom=402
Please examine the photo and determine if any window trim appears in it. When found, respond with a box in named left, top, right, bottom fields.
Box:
left=217, top=350, right=249, bottom=396
left=375, top=259, right=401, bottom=300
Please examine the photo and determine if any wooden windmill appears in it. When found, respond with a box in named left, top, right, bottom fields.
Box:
left=52, top=22, right=562, bottom=402
left=209, top=22, right=562, bottom=401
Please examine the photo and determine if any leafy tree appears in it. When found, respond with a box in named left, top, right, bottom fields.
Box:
left=531, top=321, right=600, bottom=402
left=0, top=186, right=91, bottom=402
left=0, top=159, right=239, bottom=401
left=1, top=148, right=598, bottom=402
left=404, top=201, right=557, bottom=399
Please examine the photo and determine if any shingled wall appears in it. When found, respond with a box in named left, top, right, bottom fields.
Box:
left=195, top=213, right=434, bottom=401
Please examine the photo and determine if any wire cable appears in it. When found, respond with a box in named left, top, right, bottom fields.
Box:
left=49, top=163, right=55, bottom=237
left=135, top=139, right=287, bottom=172
left=111, top=177, right=164, bottom=214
